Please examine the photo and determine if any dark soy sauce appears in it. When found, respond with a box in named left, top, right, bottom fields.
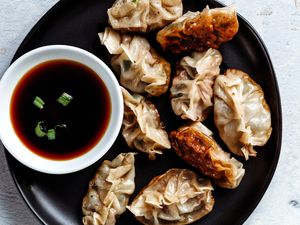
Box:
left=10, top=59, right=111, bottom=160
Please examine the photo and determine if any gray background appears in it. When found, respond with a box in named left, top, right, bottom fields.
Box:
left=0, top=0, right=299, bottom=224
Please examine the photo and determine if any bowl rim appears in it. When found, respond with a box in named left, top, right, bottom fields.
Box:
left=0, top=45, right=123, bottom=174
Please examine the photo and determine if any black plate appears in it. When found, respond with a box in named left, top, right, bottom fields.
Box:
left=5, top=0, right=282, bottom=225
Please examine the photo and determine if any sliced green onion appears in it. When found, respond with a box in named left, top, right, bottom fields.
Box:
left=47, top=129, right=56, bottom=140
left=35, top=121, right=46, bottom=137
left=57, top=92, right=73, bottom=106
left=33, top=96, right=45, bottom=109
left=35, top=123, right=66, bottom=140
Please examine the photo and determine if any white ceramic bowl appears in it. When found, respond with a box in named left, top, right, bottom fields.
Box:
left=0, top=45, right=123, bottom=174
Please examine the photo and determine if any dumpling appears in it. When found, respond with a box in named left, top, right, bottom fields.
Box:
left=170, top=49, right=222, bottom=121
left=108, top=0, right=183, bottom=32
left=82, top=153, right=136, bottom=225
left=99, top=27, right=171, bottom=97
left=170, top=122, right=245, bottom=189
left=127, top=168, right=214, bottom=225
left=157, top=6, right=239, bottom=54
left=121, top=87, right=171, bottom=160
left=214, top=69, right=272, bottom=160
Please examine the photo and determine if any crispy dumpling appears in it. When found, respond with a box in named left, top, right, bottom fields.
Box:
left=157, top=6, right=239, bottom=54
left=127, top=168, right=214, bottom=225
left=214, top=69, right=272, bottom=160
left=170, top=49, right=222, bottom=121
left=108, top=0, right=183, bottom=32
left=121, top=87, right=171, bottom=160
left=170, top=122, right=245, bottom=189
left=99, top=27, right=171, bottom=96
left=82, top=153, right=136, bottom=225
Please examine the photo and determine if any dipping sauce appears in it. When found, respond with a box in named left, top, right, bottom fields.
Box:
left=10, top=59, right=111, bottom=160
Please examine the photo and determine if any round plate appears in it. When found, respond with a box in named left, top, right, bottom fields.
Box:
left=5, top=0, right=282, bottom=225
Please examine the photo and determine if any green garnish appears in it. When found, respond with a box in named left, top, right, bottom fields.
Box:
left=34, top=93, right=71, bottom=140
left=35, top=122, right=66, bottom=140
left=33, top=96, right=45, bottom=109
left=47, top=129, right=56, bottom=140
left=57, top=92, right=73, bottom=106
left=35, top=121, right=46, bottom=137
left=132, top=0, right=138, bottom=3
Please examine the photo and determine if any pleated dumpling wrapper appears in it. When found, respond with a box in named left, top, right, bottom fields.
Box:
left=157, top=6, right=239, bottom=54
left=82, top=153, right=136, bottom=225
left=170, top=122, right=245, bottom=189
left=214, top=69, right=272, bottom=160
left=108, top=0, right=183, bottom=32
left=99, top=27, right=171, bottom=97
left=128, top=168, right=214, bottom=225
left=121, top=87, right=171, bottom=160
left=170, top=49, right=222, bottom=121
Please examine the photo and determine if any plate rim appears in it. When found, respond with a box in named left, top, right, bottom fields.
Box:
left=4, top=0, right=282, bottom=224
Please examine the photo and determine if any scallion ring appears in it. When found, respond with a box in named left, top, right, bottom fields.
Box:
left=57, top=92, right=73, bottom=106
left=35, top=121, right=46, bottom=137
left=47, top=129, right=56, bottom=140
left=33, top=96, right=45, bottom=109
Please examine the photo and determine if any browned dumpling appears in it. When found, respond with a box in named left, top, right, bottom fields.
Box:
left=214, top=69, right=272, bottom=160
left=108, top=0, right=183, bottom=32
left=156, top=6, right=239, bottom=54
left=170, top=49, right=222, bottom=121
left=99, top=27, right=171, bottom=97
left=170, top=122, right=245, bottom=189
left=82, top=153, right=136, bottom=225
left=127, top=168, right=214, bottom=225
left=122, top=87, right=171, bottom=160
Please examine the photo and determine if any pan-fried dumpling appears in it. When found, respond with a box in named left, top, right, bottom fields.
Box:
left=214, top=69, right=272, bottom=160
left=121, top=87, right=171, bottom=160
left=170, top=49, right=222, bottom=121
left=157, top=6, right=239, bottom=54
left=82, top=153, right=136, bottom=225
left=170, top=122, right=245, bottom=189
left=99, top=27, right=171, bottom=97
left=108, top=0, right=183, bottom=32
left=127, top=168, right=214, bottom=225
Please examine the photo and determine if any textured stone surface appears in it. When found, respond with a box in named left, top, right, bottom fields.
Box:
left=0, top=0, right=299, bottom=224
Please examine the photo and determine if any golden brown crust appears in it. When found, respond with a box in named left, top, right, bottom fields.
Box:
left=170, top=128, right=225, bottom=180
left=170, top=123, right=245, bottom=189
left=156, top=7, right=239, bottom=54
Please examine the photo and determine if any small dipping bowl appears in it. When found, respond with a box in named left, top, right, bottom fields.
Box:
left=0, top=45, right=123, bottom=174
